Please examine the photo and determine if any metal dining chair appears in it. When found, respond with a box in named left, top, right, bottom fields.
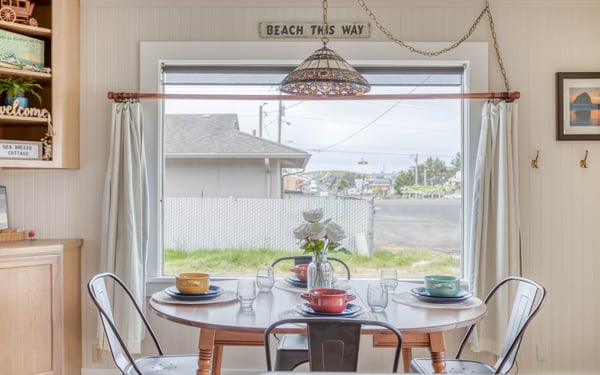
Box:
left=270, top=255, right=352, bottom=370
left=271, top=255, right=351, bottom=279
left=264, top=317, right=403, bottom=372
left=410, top=276, right=547, bottom=374
left=88, top=272, right=199, bottom=374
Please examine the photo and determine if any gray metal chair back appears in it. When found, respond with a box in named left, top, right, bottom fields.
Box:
left=264, top=317, right=402, bottom=372
left=88, top=272, right=198, bottom=374
left=271, top=255, right=351, bottom=279
left=410, top=276, right=546, bottom=374
left=269, top=255, right=352, bottom=371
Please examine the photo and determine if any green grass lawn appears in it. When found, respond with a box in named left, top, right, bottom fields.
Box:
left=164, top=248, right=460, bottom=278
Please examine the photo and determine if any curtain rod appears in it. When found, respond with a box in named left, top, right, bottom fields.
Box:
left=107, top=91, right=520, bottom=102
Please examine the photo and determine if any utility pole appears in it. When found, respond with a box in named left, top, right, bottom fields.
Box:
left=414, top=153, right=419, bottom=186
left=277, top=101, right=284, bottom=143
left=258, top=102, right=267, bottom=138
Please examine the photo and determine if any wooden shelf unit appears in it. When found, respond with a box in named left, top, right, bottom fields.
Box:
left=0, top=0, right=80, bottom=169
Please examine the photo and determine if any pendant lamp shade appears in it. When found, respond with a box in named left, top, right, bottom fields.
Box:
left=279, top=44, right=371, bottom=96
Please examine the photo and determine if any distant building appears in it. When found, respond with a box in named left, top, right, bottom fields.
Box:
left=446, top=171, right=461, bottom=190
left=370, top=173, right=394, bottom=195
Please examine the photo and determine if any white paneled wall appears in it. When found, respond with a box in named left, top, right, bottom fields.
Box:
left=2, top=0, right=599, bottom=372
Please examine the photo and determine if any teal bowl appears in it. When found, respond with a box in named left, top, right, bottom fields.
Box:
left=424, top=275, right=460, bottom=297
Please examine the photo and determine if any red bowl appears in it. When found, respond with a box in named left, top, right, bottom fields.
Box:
left=300, top=288, right=356, bottom=313
left=290, top=264, right=309, bottom=282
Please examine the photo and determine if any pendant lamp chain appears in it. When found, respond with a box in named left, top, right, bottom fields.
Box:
left=321, top=0, right=329, bottom=45
left=357, top=0, right=511, bottom=92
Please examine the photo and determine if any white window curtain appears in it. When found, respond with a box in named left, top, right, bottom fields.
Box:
left=468, top=100, right=521, bottom=354
left=99, top=101, right=149, bottom=353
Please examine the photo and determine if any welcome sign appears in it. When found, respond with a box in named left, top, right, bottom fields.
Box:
left=259, top=22, right=370, bottom=38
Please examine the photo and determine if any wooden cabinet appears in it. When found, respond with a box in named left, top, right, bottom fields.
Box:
left=0, top=239, right=82, bottom=375
left=0, top=0, right=79, bottom=169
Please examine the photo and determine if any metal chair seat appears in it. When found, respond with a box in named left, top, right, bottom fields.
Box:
left=410, top=358, right=496, bottom=374
left=274, top=334, right=309, bottom=371
left=122, top=355, right=200, bottom=374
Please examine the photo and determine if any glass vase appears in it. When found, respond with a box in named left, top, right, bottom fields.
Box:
left=307, top=252, right=333, bottom=291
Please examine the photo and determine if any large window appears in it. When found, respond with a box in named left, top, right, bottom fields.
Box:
left=140, top=41, right=487, bottom=281
left=160, top=66, right=464, bottom=278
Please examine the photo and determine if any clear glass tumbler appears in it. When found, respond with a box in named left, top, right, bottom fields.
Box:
left=237, top=279, right=257, bottom=309
left=367, top=282, right=389, bottom=312
left=380, top=268, right=398, bottom=294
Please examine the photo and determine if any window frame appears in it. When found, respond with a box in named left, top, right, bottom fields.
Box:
left=140, top=41, right=488, bottom=290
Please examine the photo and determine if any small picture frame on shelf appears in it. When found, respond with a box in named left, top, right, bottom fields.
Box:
left=557, top=72, right=600, bottom=140
left=0, top=186, right=8, bottom=230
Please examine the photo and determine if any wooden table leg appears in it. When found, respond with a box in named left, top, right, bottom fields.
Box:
left=401, top=348, right=413, bottom=372
left=197, top=328, right=217, bottom=375
left=428, top=331, right=447, bottom=373
left=212, top=345, right=224, bottom=375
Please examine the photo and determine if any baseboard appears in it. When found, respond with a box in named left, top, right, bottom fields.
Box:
left=82, top=368, right=264, bottom=375
left=81, top=369, right=119, bottom=375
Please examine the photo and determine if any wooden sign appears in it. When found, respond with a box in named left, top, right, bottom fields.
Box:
left=259, top=22, right=370, bottom=39
left=0, top=140, right=42, bottom=160
left=0, top=99, right=51, bottom=119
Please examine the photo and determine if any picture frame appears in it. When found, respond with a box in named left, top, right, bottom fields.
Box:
left=0, top=186, right=8, bottom=230
left=557, top=72, right=600, bottom=140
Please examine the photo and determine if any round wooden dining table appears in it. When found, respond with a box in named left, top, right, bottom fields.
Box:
left=149, top=279, right=486, bottom=375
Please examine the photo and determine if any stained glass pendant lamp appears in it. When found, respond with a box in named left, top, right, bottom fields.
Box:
left=279, top=0, right=371, bottom=96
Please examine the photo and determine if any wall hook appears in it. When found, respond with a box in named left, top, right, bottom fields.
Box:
left=580, top=150, right=589, bottom=168
left=531, top=150, right=540, bottom=169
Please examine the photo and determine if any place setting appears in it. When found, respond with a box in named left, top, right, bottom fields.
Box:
left=393, top=275, right=483, bottom=309
left=279, top=287, right=366, bottom=319
left=151, top=272, right=237, bottom=305
left=274, top=263, right=351, bottom=293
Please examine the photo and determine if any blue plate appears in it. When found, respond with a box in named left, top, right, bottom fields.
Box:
left=410, top=287, right=471, bottom=304
left=297, top=303, right=363, bottom=317
left=165, top=285, right=224, bottom=301
left=285, top=275, right=307, bottom=288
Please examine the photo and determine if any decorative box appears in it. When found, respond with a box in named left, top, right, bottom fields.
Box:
left=0, top=29, right=44, bottom=70
left=0, top=229, right=25, bottom=242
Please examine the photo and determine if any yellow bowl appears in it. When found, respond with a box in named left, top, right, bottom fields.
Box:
left=175, top=272, right=210, bottom=294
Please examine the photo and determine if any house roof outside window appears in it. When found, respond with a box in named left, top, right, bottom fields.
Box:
left=164, top=113, right=311, bottom=169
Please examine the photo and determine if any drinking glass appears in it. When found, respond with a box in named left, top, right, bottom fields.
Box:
left=237, top=279, right=257, bottom=309
left=380, top=268, right=398, bottom=293
left=256, top=265, right=274, bottom=292
left=367, top=282, right=389, bottom=312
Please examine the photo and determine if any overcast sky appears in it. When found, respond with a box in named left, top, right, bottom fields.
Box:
left=165, top=85, right=461, bottom=174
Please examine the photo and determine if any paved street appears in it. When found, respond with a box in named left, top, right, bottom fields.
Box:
left=373, top=199, right=461, bottom=252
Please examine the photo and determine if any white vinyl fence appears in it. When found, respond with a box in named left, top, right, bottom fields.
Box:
left=164, top=197, right=374, bottom=255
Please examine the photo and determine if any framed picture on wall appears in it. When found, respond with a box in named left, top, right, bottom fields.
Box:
left=0, top=186, right=8, bottom=230
left=557, top=72, right=600, bottom=140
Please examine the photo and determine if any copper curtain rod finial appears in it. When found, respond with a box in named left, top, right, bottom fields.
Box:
left=107, top=92, right=140, bottom=102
